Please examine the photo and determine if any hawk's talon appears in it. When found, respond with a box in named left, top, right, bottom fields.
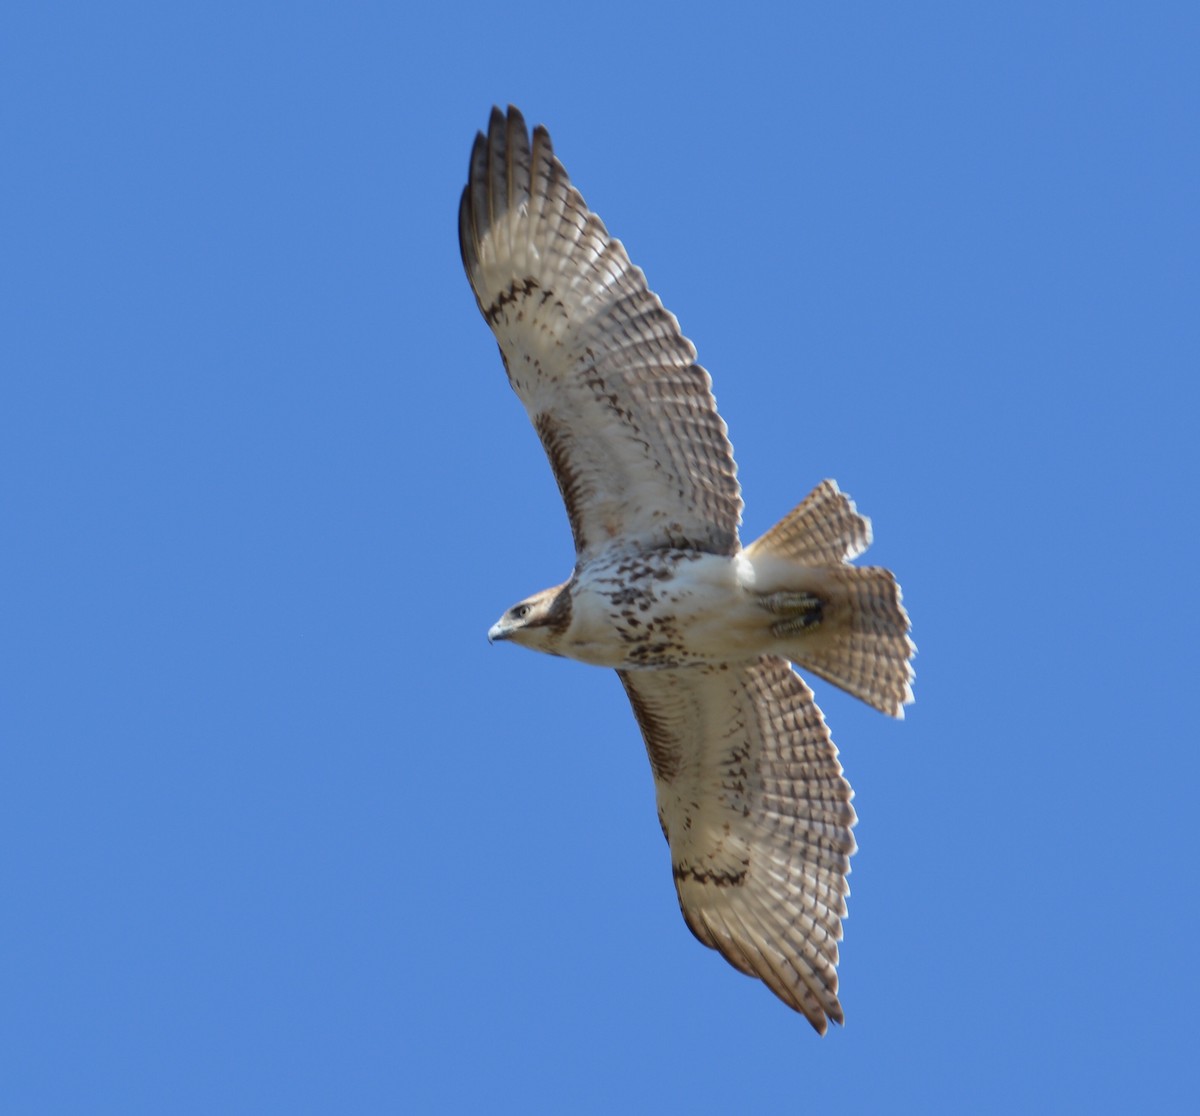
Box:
left=759, top=591, right=824, bottom=635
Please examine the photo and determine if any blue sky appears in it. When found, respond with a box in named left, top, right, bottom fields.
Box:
left=3, top=2, right=1197, bottom=1112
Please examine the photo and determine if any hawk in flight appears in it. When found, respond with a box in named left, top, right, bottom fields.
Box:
left=459, top=106, right=914, bottom=1033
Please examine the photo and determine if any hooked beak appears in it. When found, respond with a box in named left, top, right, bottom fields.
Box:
left=487, top=621, right=510, bottom=644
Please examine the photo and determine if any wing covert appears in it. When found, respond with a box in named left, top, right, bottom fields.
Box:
left=460, top=106, right=742, bottom=560
left=618, top=657, right=857, bottom=1033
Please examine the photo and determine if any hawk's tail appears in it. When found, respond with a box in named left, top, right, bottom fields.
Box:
left=746, top=482, right=915, bottom=718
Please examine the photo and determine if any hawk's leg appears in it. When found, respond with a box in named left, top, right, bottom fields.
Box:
left=757, top=591, right=824, bottom=637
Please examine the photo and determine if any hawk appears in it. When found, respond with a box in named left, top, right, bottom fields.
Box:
left=459, top=106, right=914, bottom=1033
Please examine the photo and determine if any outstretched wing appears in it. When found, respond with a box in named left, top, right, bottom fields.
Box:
left=459, top=106, right=742, bottom=561
left=618, top=657, right=857, bottom=1033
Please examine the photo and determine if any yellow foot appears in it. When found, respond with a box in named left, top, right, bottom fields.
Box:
left=757, top=591, right=824, bottom=636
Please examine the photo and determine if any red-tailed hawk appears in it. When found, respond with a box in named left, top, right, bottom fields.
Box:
left=459, top=106, right=914, bottom=1033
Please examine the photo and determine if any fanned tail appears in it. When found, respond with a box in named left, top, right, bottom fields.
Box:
left=747, top=482, right=915, bottom=718
left=787, top=565, right=914, bottom=717
left=745, top=479, right=871, bottom=566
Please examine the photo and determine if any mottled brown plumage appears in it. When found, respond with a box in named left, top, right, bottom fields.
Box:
left=459, top=107, right=740, bottom=561
left=463, top=106, right=914, bottom=1033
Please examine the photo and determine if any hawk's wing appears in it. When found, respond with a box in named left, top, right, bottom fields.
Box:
left=459, top=106, right=742, bottom=561
left=618, top=657, right=856, bottom=1033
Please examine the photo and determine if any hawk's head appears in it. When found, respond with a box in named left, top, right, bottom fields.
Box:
left=487, top=583, right=571, bottom=654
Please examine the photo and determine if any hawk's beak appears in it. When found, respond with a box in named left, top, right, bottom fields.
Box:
left=487, top=621, right=509, bottom=644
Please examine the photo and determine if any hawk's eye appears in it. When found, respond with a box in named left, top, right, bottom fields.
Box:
left=515, top=604, right=531, bottom=619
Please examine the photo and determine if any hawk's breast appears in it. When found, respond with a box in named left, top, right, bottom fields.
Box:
left=561, top=549, right=763, bottom=669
